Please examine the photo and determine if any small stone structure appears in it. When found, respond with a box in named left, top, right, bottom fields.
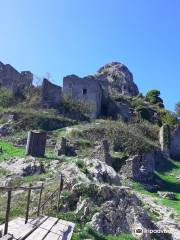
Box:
left=0, top=61, right=33, bottom=92
left=120, top=153, right=155, bottom=183
left=63, top=75, right=102, bottom=118
left=159, top=124, right=180, bottom=160
left=26, top=130, right=47, bottom=157
left=54, top=137, right=76, bottom=156
left=159, top=124, right=170, bottom=157
left=41, top=78, right=62, bottom=106
left=91, top=140, right=112, bottom=166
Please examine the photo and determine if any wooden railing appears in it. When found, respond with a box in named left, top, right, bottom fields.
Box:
left=0, top=174, right=63, bottom=236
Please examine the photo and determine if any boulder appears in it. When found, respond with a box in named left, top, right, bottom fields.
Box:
left=157, top=191, right=176, bottom=200
left=75, top=197, right=93, bottom=219
left=87, top=158, right=120, bottom=185
left=0, top=122, right=12, bottom=136
left=0, top=157, right=45, bottom=177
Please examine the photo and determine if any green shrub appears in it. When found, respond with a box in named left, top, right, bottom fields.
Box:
left=0, top=87, right=14, bottom=107
left=145, top=89, right=164, bottom=108
left=160, top=109, right=178, bottom=125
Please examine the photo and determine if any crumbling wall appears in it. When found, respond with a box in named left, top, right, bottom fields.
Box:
left=41, top=78, right=62, bottom=106
left=0, top=61, right=33, bottom=92
left=63, top=75, right=102, bottom=118
left=159, top=124, right=180, bottom=160
left=120, top=153, right=155, bottom=183
left=170, top=125, right=180, bottom=160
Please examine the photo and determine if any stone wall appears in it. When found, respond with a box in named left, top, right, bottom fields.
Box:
left=159, top=124, right=170, bottom=157
left=41, top=78, right=62, bottom=106
left=0, top=61, right=33, bottom=92
left=120, top=153, right=155, bottom=183
left=63, top=75, right=102, bottom=118
left=159, top=124, right=180, bottom=160
left=170, top=125, right=180, bottom=160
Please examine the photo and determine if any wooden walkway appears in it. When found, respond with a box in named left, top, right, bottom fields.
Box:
left=0, top=216, right=75, bottom=240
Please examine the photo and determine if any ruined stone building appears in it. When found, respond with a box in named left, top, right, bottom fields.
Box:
left=63, top=62, right=139, bottom=118
left=0, top=61, right=33, bottom=92
left=63, top=75, right=103, bottom=118
left=41, top=79, right=62, bottom=107
left=0, top=61, right=139, bottom=119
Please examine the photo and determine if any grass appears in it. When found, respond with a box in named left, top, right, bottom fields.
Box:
left=0, top=139, right=25, bottom=161
left=72, top=224, right=136, bottom=240
left=126, top=158, right=180, bottom=213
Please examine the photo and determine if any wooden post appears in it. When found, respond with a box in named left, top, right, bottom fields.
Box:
left=37, top=183, right=44, bottom=216
left=57, top=175, right=63, bottom=211
left=4, top=190, right=12, bottom=235
left=26, top=131, right=47, bottom=157
left=25, top=184, right=32, bottom=224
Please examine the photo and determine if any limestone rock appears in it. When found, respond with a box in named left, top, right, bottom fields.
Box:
left=87, top=158, right=120, bottom=185
left=157, top=191, right=176, bottom=200
left=0, top=157, right=45, bottom=177
left=75, top=197, right=93, bottom=219
left=96, top=62, right=139, bottom=97
left=0, top=122, right=12, bottom=136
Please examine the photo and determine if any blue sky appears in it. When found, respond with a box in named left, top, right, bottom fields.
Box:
left=0, top=0, right=179, bottom=111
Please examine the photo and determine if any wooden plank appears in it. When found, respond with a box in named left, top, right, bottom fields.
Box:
left=0, top=234, right=13, bottom=240
left=0, top=216, right=48, bottom=240
left=51, top=220, right=75, bottom=240
left=39, top=217, right=58, bottom=231
left=26, top=217, right=58, bottom=240
left=50, top=222, right=68, bottom=235
left=43, top=232, right=61, bottom=240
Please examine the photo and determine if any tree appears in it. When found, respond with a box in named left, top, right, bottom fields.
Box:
left=175, top=102, right=180, bottom=117
left=145, top=89, right=164, bottom=108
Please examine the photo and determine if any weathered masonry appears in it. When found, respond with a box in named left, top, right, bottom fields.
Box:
left=0, top=61, right=33, bottom=92
left=63, top=75, right=102, bottom=118
left=41, top=79, right=62, bottom=106
left=159, top=124, right=180, bottom=160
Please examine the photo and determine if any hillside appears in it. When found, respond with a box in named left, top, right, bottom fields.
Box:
left=0, top=62, right=180, bottom=240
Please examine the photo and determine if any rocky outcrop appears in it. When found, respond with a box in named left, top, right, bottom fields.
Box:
left=96, top=62, right=139, bottom=97
left=157, top=191, right=176, bottom=200
left=87, top=158, right=120, bottom=185
left=0, top=122, right=13, bottom=136
left=0, top=157, right=45, bottom=177
left=120, top=152, right=155, bottom=183
left=62, top=182, right=170, bottom=240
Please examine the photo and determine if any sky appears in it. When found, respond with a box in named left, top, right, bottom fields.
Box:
left=0, top=0, right=179, bottom=111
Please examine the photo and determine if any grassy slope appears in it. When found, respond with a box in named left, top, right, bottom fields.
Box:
left=0, top=122, right=179, bottom=239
